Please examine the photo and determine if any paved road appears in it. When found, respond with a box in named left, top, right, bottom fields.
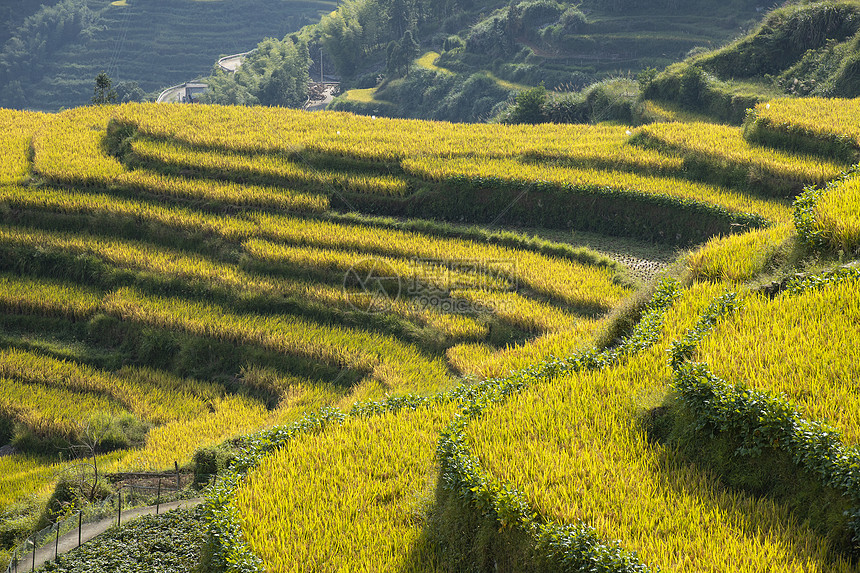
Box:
left=10, top=498, right=202, bottom=572
left=304, top=84, right=337, bottom=112
left=156, top=84, right=185, bottom=103
left=217, top=54, right=247, bottom=73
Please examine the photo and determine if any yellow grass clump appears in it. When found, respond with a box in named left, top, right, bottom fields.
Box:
left=684, top=222, right=794, bottom=283
left=235, top=402, right=459, bottom=573
left=749, top=97, right=860, bottom=150
left=635, top=121, right=846, bottom=190
left=812, top=174, right=860, bottom=254
left=696, top=276, right=860, bottom=446
left=0, top=109, right=52, bottom=185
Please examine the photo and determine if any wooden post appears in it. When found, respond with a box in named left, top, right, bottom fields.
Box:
left=31, top=533, right=35, bottom=572
left=54, top=522, right=59, bottom=561
left=156, top=478, right=161, bottom=515
left=175, top=461, right=180, bottom=492
left=117, top=491, right=122, bottom=527
left=78, top=511, right=82, bottom=547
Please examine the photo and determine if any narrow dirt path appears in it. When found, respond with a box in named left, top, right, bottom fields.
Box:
left=11, top=498, right=202, bottom=572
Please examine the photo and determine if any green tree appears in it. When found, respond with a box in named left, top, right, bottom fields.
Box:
left=115, top=80, right=146, bottom=103
left=204, top=37, right=310, bottom=108
left=507, top=84, right=547, bottom=124
left=401, top=30, right=419, bottom=77
left=386, top=40, right=405, bottom=77
left=92, top=71, right=117, bottom=105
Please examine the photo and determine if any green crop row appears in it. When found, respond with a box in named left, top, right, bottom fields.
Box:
left=671, top=362, right=860, bottom=553
left=434, top=279, right=681, bottom=572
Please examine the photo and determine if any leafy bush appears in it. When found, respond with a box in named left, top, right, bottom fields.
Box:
left=644, top=64, right=762, bottom=124
left=505, top=85, right=548, bottom=124
left=0, top=0, right=97, bottom=85
left=193, top=446, right=237, bottom=487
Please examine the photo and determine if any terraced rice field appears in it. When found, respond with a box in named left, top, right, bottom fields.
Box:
left=1, top=97, right=859, bottom=572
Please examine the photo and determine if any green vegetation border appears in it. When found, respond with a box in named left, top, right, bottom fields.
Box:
left=662, top=269, right=860, bottom=554
left=434, top=279, right=680, bottom=572
left=670, top=362, right=860, bottom=554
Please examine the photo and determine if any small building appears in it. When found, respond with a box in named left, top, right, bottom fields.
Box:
left=179, top=83, right=208, bottom=103
left=156, top=82, right=209, bottom=104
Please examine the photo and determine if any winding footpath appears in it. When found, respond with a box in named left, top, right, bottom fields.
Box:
left=9, top=499, right=202, bottom=573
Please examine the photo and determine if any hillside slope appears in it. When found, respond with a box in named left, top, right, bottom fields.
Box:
left=0, top=0, right=331, bottom=111
left=0, top=99, right=859, bottom=571
left=642, top=0, right=860, bottom=123
left=313, top=0, right=767, bottom=121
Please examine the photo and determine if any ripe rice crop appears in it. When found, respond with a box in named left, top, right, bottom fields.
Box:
left=0, top=185, right=622, bottom=314
left=464, top=282, right=855, bottom=572
left=684, top=223, right=793, bottom=283
left=0, top=347, right=223, bottom=427
left=128, top=138, right=412, bottom=197
left=0, top=224, right=284, bottom=297
left=250, top=213, right=631, bottom=309
left=0, top=450, right=126, bottom=511
left=125, top=395, right=272, bottom=471
left=103, top=287, right=454, bottom=394
left=112, top=103, right=680, bottom=171
left=695, top=277, right=860, bottom=445
left=0, top=273, right=101, bottom=320
left=118, top=169, right=329, bottom=213
left=28, top=107, right=328, bottom=213
left=467, top=360, right=854, bottom=572
left=450, top=289, right=582, bottom=333
left=0, top=220, right=486, bottom=343
left=235, top=402, right=459, bottom=573
left=810, top=174, right=860, bottom=254
left=0, top=184, right=259, bottom=241
left=243, top=237, right=511, bottom=292
left=31, top=106, right=124, bottom=184
left=0, top=455, right=66, bottom=510
left=446, top=317, right=601, bottom=379
left=403, top=156, right=793, bottom=224
left=634, top=122, right=845, bottom=194
left=746, top=98, right=860, bottom=159
left=0, top=376, right=124, bottom=442
left=0, top=109, right=51, bottom=185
